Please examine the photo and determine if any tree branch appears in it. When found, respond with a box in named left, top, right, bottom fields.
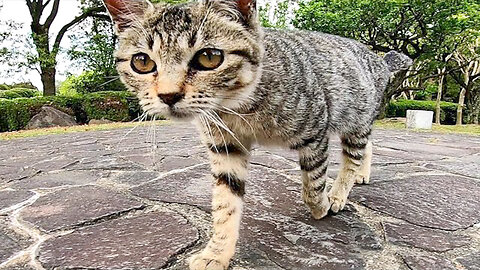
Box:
left=44, top=0, right=60, bottom=28
left=52, top=6, right=105, bottom=53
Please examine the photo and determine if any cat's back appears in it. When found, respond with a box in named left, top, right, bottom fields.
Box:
left=262, top=28, right=390, bottom=88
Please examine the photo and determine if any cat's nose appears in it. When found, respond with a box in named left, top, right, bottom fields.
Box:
left=158, top=92, right=185, bottom=106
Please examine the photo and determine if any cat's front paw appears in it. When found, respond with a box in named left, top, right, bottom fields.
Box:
left=303, top=190, right=330, bottom=219
left=328, top=185, right=348, bottom=213
left=189, top=253, right=228, bottom=270
left=355, top=173, right=371, bottom=185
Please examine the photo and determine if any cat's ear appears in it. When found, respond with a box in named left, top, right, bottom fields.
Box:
left=210, top=0, right=257, bottom=27
left=103, top=0, right=153, bottom=32
left=234, top=0, right=257, bottom=22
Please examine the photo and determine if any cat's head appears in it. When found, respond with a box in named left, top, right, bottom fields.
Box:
left=103, top=0, right=264, bottom=119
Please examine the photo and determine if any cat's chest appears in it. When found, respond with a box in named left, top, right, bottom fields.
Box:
left=221, top=113, right=292, bottom=146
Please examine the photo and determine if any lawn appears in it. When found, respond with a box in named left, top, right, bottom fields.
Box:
left=0, top=121, right=170, bottom=140
left=374, top=119, right=480, bottom=136
left=0, top=118, right=479, bottom=140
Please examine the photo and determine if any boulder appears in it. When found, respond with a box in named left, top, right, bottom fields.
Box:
left=26, top=106, right=77, bottom=130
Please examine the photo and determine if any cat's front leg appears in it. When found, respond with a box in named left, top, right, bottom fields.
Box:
left=189, top=142, right=250, bottom=270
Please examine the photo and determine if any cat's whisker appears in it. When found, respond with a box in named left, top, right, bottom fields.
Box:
left=118, top=111, right=148, bottom=148
left=98, top=76, right=121, bottom=88
left=207, top=110, right=249, bottom=153
left=199, top=113, right=218, bottom=154
left=219, top=105, right=257, bottom=139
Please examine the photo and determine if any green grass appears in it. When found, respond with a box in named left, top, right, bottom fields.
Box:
left=375, top=119, right=480, bottom=136
left=0, top=121, right=170, bottom=140
left=1, top=118, right=478, bottom=140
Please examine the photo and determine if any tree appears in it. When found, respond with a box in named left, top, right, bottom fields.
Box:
left=449, top=37, right=480, bottom=124
left=23, top=0, right=108, bottom=96
left=294, top=0, right=479, bottom=116
left=259, top=0, right=291, bottom=29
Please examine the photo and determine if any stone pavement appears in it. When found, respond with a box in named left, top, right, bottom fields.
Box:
left=0, top=122, right=479, bottom=270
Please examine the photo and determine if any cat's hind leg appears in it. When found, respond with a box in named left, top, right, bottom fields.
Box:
left=355, top=140, right=373, bottom=184
left=328, top=133, right=371, bottom=213
left=295, top=134, right=331, bottom=220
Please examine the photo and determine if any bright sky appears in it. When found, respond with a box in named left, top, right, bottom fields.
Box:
left=0, top=0, right=272, bottom=91
left=0, top=0, right=83, bottom=90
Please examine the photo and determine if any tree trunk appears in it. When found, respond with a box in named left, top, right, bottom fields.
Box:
left=474, top=106, right=479, bottom=125
left=471, top=97, right=480, bottom=125
left=457, top=88, right=466, bottom=125
left=435, top=68, right=446, bottom=125
left=41, top=67, right=56, bottom=96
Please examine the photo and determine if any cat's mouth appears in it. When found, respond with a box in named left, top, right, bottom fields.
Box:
left=165, top=107, right=195, bottom=119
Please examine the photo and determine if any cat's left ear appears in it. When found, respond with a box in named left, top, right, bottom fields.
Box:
left=212, top=0, right=257, bottom=27
left=103, top=0, right=153, bottom=32
left=235, top=0, right=257, bottom=22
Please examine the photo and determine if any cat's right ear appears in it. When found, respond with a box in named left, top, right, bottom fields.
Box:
left=103, top=0, right=152, bottom=32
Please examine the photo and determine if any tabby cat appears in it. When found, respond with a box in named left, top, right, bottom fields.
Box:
left=103, top=0, right=412, bottom=269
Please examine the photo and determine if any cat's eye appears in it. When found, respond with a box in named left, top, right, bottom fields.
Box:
left=131, top=53, right=157, bottom=74
left=191, top=48, right=224, bottom=71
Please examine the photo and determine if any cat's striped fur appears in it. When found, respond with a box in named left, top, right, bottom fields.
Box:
left=104, top=0, right=412, bottom=269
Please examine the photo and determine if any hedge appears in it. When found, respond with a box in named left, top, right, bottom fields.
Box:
left=0, top=91, right=141, bottom=132
left=386, top=100, right=459, bottom=125
left=0, top=88, right=41, bottom=99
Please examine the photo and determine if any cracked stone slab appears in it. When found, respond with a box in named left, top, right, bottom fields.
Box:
left=425, top=154, right=480, bottom=179
left=402, top=254, right=457, bottom=270
left=146, top=164, right=381, bottom=270
left=66, top=156, right=143, bottom=171
left=156, top=156, right=203, bottom=171
left=110, top=171, right=161, bottom=186
left=0, top=190, right=34, bottom=211
left=250, top=151, right=297, bottom=170
left=20, top=186, right=143, bottom=232
left=30, top=155, right=77, bottom=172
left=384, top=222, right=471, bottom=252
left=351, top=175, right=480, bottom=230
left=0, top=166, right=40, bottom=186
left=237, top=167, right=381, bottom=270
left=0, top=217, right=31, bottom=264
left=131, top=165, right=212, bottom=211
left=9, top=170, right=102, bottom=190
left=457, top=252, right=480, bottom=270
left=38, top=211, right=199, bottom=270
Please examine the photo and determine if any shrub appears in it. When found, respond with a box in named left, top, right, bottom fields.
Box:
left=0, top=88, right=41, bottom=99
left=0, top=91, right=142, bottom=132
left=386, top=100, right=459, bottom=125
left=83, top=91, right=131, bottom=122
left=60, top=71, right=126, bottom=95
left=57, top=76, right=78, bottom=97
left=0, top=96, right=84, bottom=132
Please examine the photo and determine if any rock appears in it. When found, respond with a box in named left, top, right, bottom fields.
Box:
left=20, top=186, right=144, bottom=232
left=406, top=110, right=433, bottom=129
left=384, top=222, right=471, bottom=252
left=38, top=212, right=199, bottom=270
left=88, top=119, right=113, bottom=125
left=25, top=106, right=77, bottom=130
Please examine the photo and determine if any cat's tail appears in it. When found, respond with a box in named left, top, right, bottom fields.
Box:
left=383, top=51, right=413, bottom=73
